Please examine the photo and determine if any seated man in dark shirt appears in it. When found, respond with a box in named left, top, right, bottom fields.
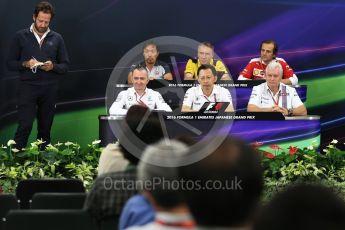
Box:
left=127, top=41, right=172, bottom=84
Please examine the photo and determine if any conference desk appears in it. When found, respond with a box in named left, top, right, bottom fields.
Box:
left=99, top=113, right=320, bottom=149
left=103, top=81, right=312, bottom=150
left=111, top=80, right=307, bottom=111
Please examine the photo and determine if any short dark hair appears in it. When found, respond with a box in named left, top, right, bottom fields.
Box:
left=143, top=41, right=158, bottom=52
left=260, top=40, right=278, bottom=55
left=197, top=64, right=217, bottom=77
left=120, top=105, right=164, bottom=165
left=199, top=41, right=214, bottom=50
left=34, top=1, right=55, bottom=19
left=179, top=136, right=263, bottom=227
left=254, top=183, right=345, bottom=230
left=131, top=66, right=148, bottom=76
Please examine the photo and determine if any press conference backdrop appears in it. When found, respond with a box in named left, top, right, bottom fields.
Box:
left=1, top=0, right=345, bottom=148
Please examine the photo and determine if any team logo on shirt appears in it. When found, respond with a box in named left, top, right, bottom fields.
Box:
left=128, top=96, right=133, bottom=101
left=148, top=96, right=153, bottom=101
left=253, top=68, right=265, bottom=77
left=261, top=96, right=270, bottom=105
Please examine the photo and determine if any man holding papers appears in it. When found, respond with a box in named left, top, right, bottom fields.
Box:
left=6, top=1, right=69, bottom=150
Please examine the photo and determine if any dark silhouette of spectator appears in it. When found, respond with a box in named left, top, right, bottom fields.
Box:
left=253, top=183, right=345, bottom=230
left=84, top=105, right=164, bottom=221
left=179, top=136, right=263, bottom=229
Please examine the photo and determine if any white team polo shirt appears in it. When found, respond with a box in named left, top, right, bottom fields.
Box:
left=248, top=82, right=303, bottom=109
left=182, top=85, right=233, bottom=111
left=130, top=60, right=170, bottom=80
left=109, top=87, right=172, bottom=115
left=147, top=65, right=166, bottom=79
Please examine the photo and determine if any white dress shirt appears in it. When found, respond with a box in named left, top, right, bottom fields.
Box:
left=109, top=87, right=172, bottom=115
left=182, top=85, right=233, bottom=111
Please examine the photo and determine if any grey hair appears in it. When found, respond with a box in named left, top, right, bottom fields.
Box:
left=137, top=139, right=189, bottom=208
left=138, top=139, right=188, bottom=181
left=266, top=60, right=283, bottom=77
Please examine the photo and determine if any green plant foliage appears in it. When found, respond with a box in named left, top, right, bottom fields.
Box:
left=257, top=139, right=345, bottom=200
left=0, top=139, right=103, bottom=193
left=1, top=138, right=345, bottom=200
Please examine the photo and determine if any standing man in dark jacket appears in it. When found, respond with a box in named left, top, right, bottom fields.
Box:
left=7, top=1, right=69, bottom=149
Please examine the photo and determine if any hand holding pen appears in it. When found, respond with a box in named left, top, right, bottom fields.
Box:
left=22, top=56, right=40, bottom=69
left=32, top=56, right=53, bottom=71
left=22, top=56, right=53, bottom=72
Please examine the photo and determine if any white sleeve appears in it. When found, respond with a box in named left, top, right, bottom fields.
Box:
left=289, top=74, right=298, bottom=86
left=238, top=74, right=250, bottom=80
left=220, top=87, right=233, bottom=105
left=290, top=88, right=303, bottom=108
left=182, top=88, right=195, bottom=108
left=109, top=91, right=128, bottom=115
left=154, top=91, right=172, bottom=112
left=248, top=86, right=261, bottom=106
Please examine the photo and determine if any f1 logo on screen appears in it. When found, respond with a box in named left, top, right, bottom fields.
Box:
left=105, top=36, right=237, bottom=167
